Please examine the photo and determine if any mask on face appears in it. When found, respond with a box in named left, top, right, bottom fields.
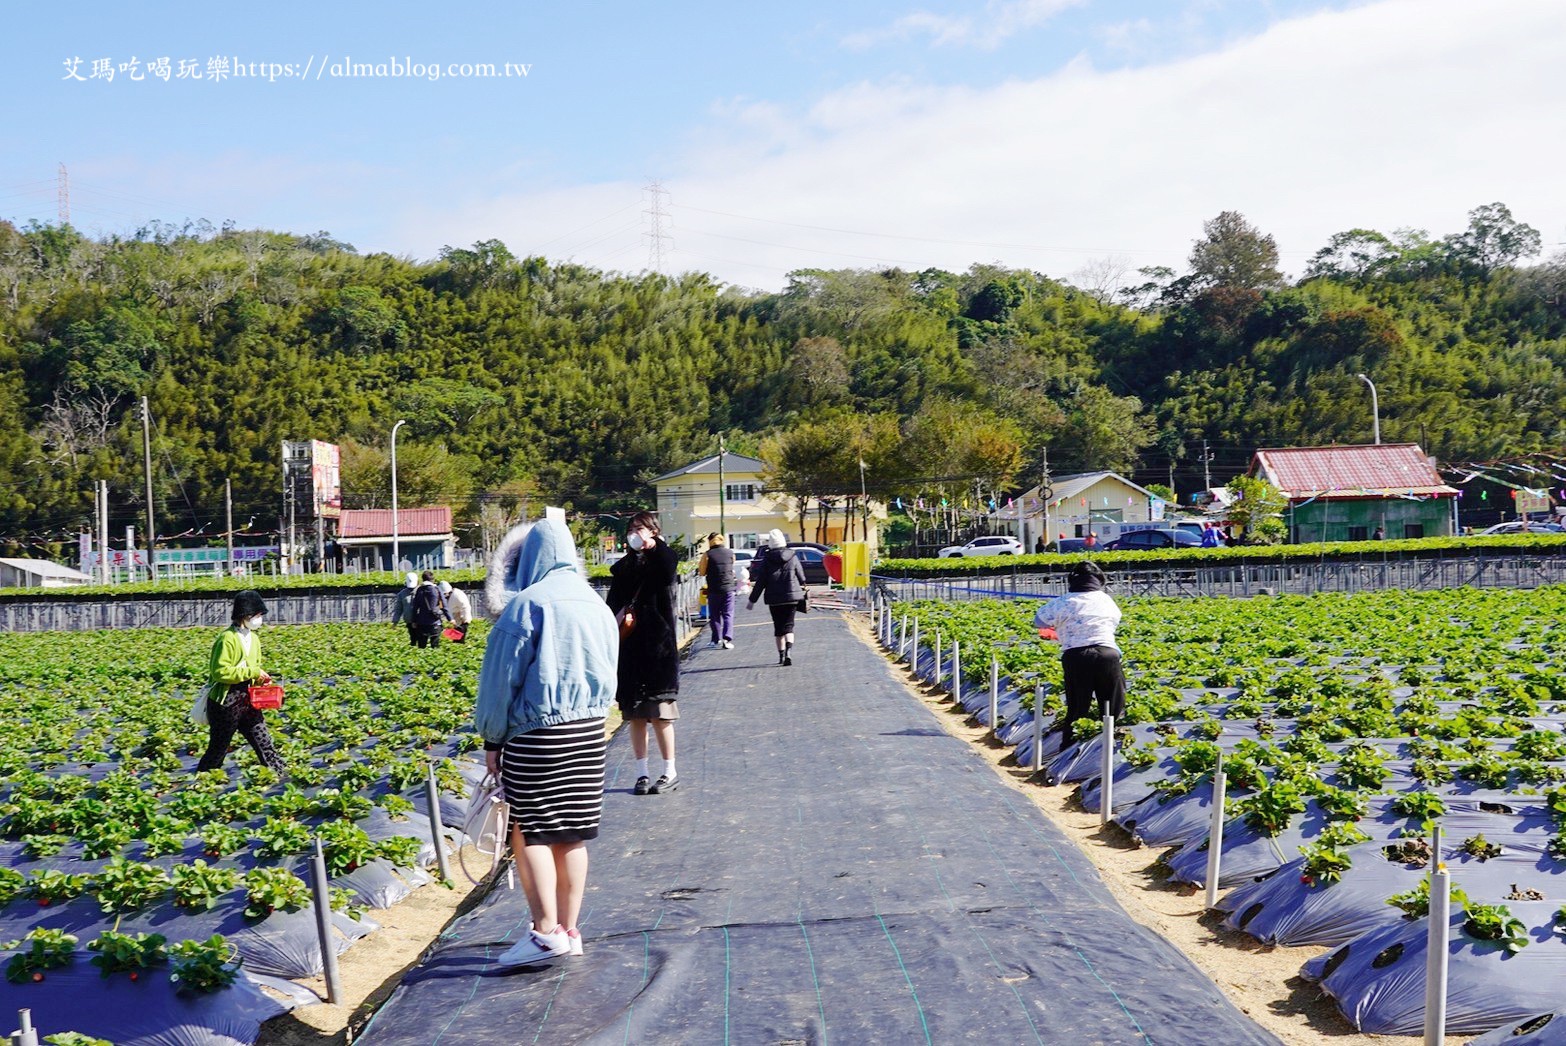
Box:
left=627, top=531, right=648, bottom=551
left=246, top=616, right=265, bottom=630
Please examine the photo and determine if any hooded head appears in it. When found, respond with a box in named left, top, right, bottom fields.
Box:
left=766, top=529, right=788, bottom=550
left=1067, top=561, right=1107, bottom=593
left=404, top=572, right=417, bottom=589
left=485, top=517, right=583, bottom=618
left=438, top=581, right=452, bottom=596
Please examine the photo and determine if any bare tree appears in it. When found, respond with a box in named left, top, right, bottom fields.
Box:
left=1070, top=255, right=1132, bottom=304
left=32, top=388, right=118, bottom=469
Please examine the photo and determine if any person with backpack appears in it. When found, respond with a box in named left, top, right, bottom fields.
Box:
left=392, top=572, right=418, bottom=643
left=1033, top=561, right=1125, bottom=743
left=698, top=532, right=737, bottom=649
left=410, top=570, right=449, bottom=648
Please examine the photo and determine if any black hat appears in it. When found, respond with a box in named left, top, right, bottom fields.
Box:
left=232, top=590, right=267, bottom=622
left=1067, top=561, right=1107, bottom=593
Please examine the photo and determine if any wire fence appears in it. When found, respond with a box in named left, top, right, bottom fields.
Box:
left=872, top=549, right=1566, bottom=604
left=0, top=575, right=707, bottom=636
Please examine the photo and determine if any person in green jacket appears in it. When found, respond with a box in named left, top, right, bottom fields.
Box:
left=196, top=590, right=285, bottom=775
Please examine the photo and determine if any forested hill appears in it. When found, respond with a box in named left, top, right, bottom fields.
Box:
left=1, top=204, right=1563, bottom=556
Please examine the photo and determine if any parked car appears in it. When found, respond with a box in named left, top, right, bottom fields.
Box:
left=786, top=541, right=832, bottom=553
left=1478, top=520, right=1564, bottom=535
left=937, top=535, right=1025, bottom=558
left=746, top=544, right=831, bottom=586
left=1103, top=529, right=1202, bottom=551
left=1053, top=538, right=1090, bottom=554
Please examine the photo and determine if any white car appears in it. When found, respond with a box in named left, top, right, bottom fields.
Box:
left=937, top=535, right=1025, bottom=558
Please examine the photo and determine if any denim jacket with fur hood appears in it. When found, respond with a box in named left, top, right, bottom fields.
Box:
left=474, top=518, right=619, bottom=749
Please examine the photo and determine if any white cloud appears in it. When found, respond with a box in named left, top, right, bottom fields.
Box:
left=389, top=0, right=1566, bottom=292
left=841, top=0, right=1085, bottom=51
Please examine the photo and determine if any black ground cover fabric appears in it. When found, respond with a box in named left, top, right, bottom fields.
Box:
left=359, top=612, right=1276, bottom=1046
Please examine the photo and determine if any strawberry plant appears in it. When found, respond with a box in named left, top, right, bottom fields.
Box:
left=318, top=820, right=379, bottom=875
left=87, top=931, right=167, bottom=977
left=170, top=860, right=240, bottom=911
left=310, top=787, right=373, bottom=821
left=1236, top=779, right=1308, bottom=837
left=92, top=858, right=172, bottom=916
left=378, top=834, right=424, bottom=869
left=1333, top=743, right=1391, bottom=791
left=1462, top=901, right=1530, bottom=952
left=330, top=886, right=367, bottom=921
left=377, top=793, right=415, bottom=820
left=5, top=928, right=78, bottom=983
left=0, top=867, right=25, bottom=907
left=1387, top=879, right=1469, bottom=919
left=43, top=1034, right=112, bottom=1046
left=243, top=867, right=312, bottom=919
left=1390, top=791, right=1446, bottom=824
left=199, top=822, right=249, bottom=858
left=1299, top=843, right=1353, bottom=887
left=21, top=834, right=70, bottom=859
left=168, top=934, right=240, bottom=993
left=1459, top=834, right=1503, bottom=861
left=26, top=870, right=91, bottom=906
left=253, top=817, right=312, bottom=858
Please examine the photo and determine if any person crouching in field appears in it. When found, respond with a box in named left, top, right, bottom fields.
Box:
left=440, top=580, right=472, bottom=640
left=477, top=517, right=618, bottom=966
left=196, top=590, right=286, bottom=776
left=1033, top=561, right=1125, bottom=742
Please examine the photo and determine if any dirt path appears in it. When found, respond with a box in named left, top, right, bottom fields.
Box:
left=845, top=613, right=1465, bottom=1046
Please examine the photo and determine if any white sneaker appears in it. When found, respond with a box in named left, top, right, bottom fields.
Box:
left=497, top=927, right=571, bottom=966
left=722, top=640, right=734, bottom=649
left=567, top=929, right=584, bottom=955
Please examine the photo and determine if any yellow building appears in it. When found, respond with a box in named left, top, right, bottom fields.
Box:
left=995, top=471, right=1167, bottom=548
left=651, top=452, right=886, bottom=553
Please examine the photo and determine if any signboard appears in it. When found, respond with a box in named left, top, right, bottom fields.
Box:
left=283, top=440, right=343, bottom=520
left=1515, top=490, right=1550, bottom=515
left=81, top=546, right=279, bottom=572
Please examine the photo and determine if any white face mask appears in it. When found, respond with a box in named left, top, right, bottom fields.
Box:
left=628, top=531, right=648, bottom=551
left=246, top=616, right=264, bottom=630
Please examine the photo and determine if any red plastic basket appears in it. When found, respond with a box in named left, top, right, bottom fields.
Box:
left=248, top=684, right=284, bottom=710
left=442, top=627, right=465, bottom=642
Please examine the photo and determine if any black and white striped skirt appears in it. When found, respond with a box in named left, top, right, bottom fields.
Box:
left=500, top=718, right=606, bottom=844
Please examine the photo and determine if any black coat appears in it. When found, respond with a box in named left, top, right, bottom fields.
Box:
left=752, top=547, right=806, bottom=606
left=607, top=540, right=680, bottom=699
left=410, top=583, right=446, bottom=632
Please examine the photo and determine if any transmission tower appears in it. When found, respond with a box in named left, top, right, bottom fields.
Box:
left=643, top=181, right=673, bottom=273
left=57, top=163, right=70, bottom=225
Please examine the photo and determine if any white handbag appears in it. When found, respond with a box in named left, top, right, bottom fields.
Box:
left=190, top=686, right=210, bottom=726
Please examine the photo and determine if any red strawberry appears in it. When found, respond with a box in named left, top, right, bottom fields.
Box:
left=38, top=897, right=51, bottom=907
left=128, top=971, right=139, bottom=981
left=32, top=972, right=44, bottom=982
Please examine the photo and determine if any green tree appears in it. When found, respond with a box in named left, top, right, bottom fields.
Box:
left=1189, top=211, right=1284, bottom=292
left=1225, top=475, right=1288, bottom=544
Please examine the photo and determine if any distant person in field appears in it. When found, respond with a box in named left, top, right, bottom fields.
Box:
left=440, top=580, right=472, bottom=640
left=1201, top=523, right=1221, bottom=547
left=410, top=570, right=449, bottom=648
left=1372, top=526, right=1385, bottom=541
left=607, top=511, right=682, bottom=795
left=196, top=590, right=285, bottom=776
left=392, top=572, right=417, bottom=642
left=748, top=528, right=807, bottom=667
left=1034, top=535, right=1046, bottom=554
left=1083, top=531, right=1098, bottom=549
left=1032, top=561, right=1125, bottom=743
left=477, top=517, right=618, bottom=966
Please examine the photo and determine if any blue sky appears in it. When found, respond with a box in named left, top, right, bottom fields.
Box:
left=6, top=0, right=1563, bottom=290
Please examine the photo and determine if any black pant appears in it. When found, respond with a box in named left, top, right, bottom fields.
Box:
left=1060, top=645, right=1125, bottom=732
left=414, top=628, right=441, bottom=648
left=197, top=684, right=285, bottom=772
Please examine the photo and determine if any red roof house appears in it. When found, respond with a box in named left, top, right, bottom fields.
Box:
left=335, top=507, right=455, bottom=570
left=1249, top=444, right=1457, bottom=542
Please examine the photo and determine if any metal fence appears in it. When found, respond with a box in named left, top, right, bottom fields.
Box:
left=872, top=550, right=1566, bottom=604
left=0, top=574, right=708, bottom=635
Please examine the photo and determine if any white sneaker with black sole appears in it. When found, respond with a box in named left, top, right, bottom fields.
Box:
left=497, top=926, right=571, bottom=967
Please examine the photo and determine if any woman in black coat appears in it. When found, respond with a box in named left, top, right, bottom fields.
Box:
left=606, top=511, right=681, bottom=795
left=748, top=529, right=807, bottom=666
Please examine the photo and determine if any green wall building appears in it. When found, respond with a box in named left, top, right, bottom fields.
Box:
left=1251, top=444, right=1458, bottom=543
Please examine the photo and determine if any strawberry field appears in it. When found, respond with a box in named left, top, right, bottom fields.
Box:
left=0, top=622, right=489, bottom=1045
left=882, top=586, right=1566, bottom=1038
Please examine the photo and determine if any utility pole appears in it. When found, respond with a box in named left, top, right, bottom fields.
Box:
left=717, top=435, right=726, bottom=542
left=1040, top=447, right=1052, bottom=550
left=225, top=479, right=235, bottom=576
left=390, top=419, right=407, bottom=572
left=98, top=480, right=110, bottom=584
left=1201, top=439, right=1214, bottom=492
left=140, top=396, right=156, bottom=581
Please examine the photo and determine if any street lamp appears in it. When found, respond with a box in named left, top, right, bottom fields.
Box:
left=1356, top=373, right=1381, bottom=445
left=390, top=419, right=407, bottom=571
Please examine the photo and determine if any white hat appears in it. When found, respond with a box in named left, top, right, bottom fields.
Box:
left=766, top=529, right=788, bottom=549
left=438, top=581, right=452, bottom=595
left=405, top=572, right=418, bottom=588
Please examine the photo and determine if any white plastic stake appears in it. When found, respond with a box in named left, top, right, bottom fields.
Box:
left=989, top=658, right=999, bottom=739
left=310, top=837, right=343, bottom=1004
left=425, top=762, right=452, bottom=882
left=1031, top=683, right=1045, bottom=773
left=898, top=615, right=908, bottom=659
left=933, top=629, right=943, bottom=688
left=1100, top=714, right=1115, bottom=827
left=1424, top=825, right=1449, bottom=1046
left=911, top=618, right=920, bottom=672
left=1204, top=752, right=1228, bottom=909
left=11, top=1009, right=39, bottom=1046
left=951, top=641, right=961, bottom=704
